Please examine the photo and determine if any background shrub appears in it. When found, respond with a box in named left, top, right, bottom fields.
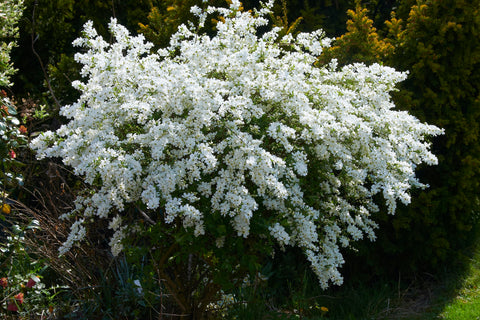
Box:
left=320, top=0, right=480, bottom=277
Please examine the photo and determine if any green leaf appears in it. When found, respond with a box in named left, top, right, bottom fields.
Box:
left=9, top=116, right=19, bottom=125
left=217, top=224, right=227, bottom=236
left=6, top=103, right=16, bottom=116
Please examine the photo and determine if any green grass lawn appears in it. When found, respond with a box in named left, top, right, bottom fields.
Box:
left=429, top=244, right=480, bottom=320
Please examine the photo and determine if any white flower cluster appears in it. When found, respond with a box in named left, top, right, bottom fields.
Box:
left=31, top=0, right=443, bottom=288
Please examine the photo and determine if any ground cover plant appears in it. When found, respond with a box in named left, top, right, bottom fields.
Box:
left=28, top=0, right=444, bottom=316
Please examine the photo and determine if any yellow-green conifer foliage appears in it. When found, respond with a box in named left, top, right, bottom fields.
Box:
left=319, top=5, right=394, bottom=65
left=381, top=0, right=480, bottom=270
left=269, top=0, right=303, bottom=38
left=332, top=0, right=480, bottom=274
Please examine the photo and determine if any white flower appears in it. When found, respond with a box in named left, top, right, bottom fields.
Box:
left=58, top=219, right=86, bottom=256
left=108, top=215, right=122, bottom=230
left=216, top=236, right=225, bottom=248
left=109, top=227, right=126, bottom=256
left=269, top=223, right=290, bottom=247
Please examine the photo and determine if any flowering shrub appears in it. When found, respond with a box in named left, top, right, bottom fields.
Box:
left=31, top=0, right=442, bottom=294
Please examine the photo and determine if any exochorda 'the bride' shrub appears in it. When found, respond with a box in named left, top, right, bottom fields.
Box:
left=31, top=0, right=442, bottom=289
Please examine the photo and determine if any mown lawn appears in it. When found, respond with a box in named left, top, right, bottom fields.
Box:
left=427, top=244, right=480, bottom=320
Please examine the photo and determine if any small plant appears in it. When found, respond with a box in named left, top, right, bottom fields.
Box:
left=0, top=220, right=62, bottom=318
left=1, top=91, right=27, bottom=208
left=0, top=0, right=26, bottom=214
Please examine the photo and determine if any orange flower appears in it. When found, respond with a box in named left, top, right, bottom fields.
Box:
left=9, top=149, right=16, bottom=159
left=0, top=277, right=7, bottom=288
left=15, top=292, right=24, bottom=304
left=19, top=125, right=27, bottom=134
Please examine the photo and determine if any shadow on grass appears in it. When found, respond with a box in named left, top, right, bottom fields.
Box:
left=226, top=236, right=480, bottom=320
left=335, top=244, right=480, bottom=320
left=338, top=244, right=480, bottom=320
left=397, top=242, right=480, bottom=320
